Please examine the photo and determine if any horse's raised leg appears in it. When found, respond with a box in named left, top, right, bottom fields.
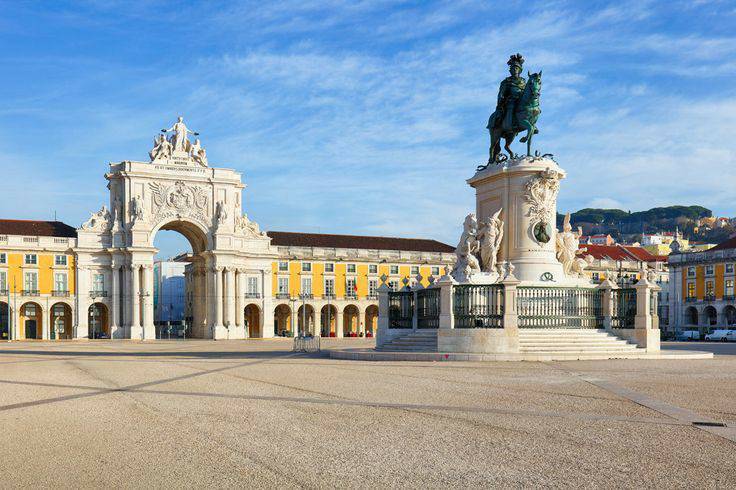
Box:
left=519, top=121, right=533, bottom=156
left=504, top=134, right=516, bottom=160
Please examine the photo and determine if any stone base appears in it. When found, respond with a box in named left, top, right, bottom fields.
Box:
left=437, top=328, right=519, bottom=354
left=129, top=325, right=156, bottom=340
left=611, top=328, right=661, bottom=352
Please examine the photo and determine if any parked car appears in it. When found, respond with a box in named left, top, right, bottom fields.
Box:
left=704, top=329, right=736, bottom=342
left=675, top=330, right=700, bottom=341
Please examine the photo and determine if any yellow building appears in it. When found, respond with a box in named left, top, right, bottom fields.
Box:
left=265, top=231, right=454, bottom=338
left=0, top=220, right=77, bottom=340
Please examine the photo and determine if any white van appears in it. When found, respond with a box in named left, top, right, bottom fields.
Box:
left=704, top=330, right=736, bottom=342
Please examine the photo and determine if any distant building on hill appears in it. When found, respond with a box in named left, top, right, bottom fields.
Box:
left=580, top=234, right=615, bottom=246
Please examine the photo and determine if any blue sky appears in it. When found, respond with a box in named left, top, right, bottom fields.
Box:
left=1, top=1, right=735, bottom=257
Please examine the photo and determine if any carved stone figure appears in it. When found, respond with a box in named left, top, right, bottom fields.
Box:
left=451, top=213, right=481, bottom=282
left=556, top=213, right=591, bottom=278
left=477, top=208, right=503, bottom=273
left=235, top=214, right=266, bottom=238
left=525, top=168, right=561, bottom=243
left=81, top=205, right=111, bottom=232
left=487, top=53, right=543, bottom=163
left=189, top=138, right=208, bottom=167
left=111, top=197, right=122, bottom=225
left=162, top=116, right=197, bottom=153
left=149, top=133, right=173, bottom=161
left=214, top=200, right=228, bottom=226
left=130, top=196, right=145, bottom=224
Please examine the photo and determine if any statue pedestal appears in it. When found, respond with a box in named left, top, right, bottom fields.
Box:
left=468, top=156, right=582, bottom=286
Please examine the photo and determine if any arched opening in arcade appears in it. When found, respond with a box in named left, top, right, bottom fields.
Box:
left=722, top=305, right=736, bottom=326
left=20, top=302, right=42, bottom=340
left=343, top=305, right=360, bottom=337
left=274, top=304, right=292, bottom=336
left=297, top=304, right=315, bottom=335
left=702, top=306, right=718, bottom=328
left=685, top=306, right=698, bottom=326
left=321, top=304, right=337, bottom=337
left=152, top=220, right=207, bottom=339
left=244, top=304, right=261, bottom=338
left=88, top=303, right=109, bottom=339
left=364, top=305, right=378, bottom=338
left=0, top=302, right=11, bottom=340
left=50, top=302, right=73, bottom=340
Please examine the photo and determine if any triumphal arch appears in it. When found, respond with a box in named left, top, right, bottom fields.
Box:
left=75, top=117, right=276, bottom=339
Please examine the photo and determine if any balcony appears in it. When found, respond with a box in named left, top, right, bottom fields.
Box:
left=244, top=292, right=261, bottom=299
left=323, top=293, right=336, bottom=300
left=298, top=293, right=313, bottom=300
left=22, top=289, right=39, bottom=296
left=704, top=294, right=716, bottom=302
left=345, top=293, right=357, bottom=300
left=0, top=289, right=7, bottom=295
left=89, top=290, right=108, bottom=298
left=723, top=294, right=735, bottom=301
left=276, top=292, right=290, bottom=300
left=52, top=290, right=70, bottom=297
left=685, top=296, right=697, bottom=303
left=367, top=294, right=378, bottom=300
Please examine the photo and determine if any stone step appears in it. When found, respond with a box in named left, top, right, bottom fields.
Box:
left=520, top=345, right=639, bottom=352
left=520, top=341, right=634, bottom=348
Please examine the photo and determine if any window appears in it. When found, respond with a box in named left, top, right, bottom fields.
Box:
left=726, top=280, right=734, bottom=297
left=0, top=253, right=6, bottom=264
left=369, top=279, right=378, bottom=297
left=278, top=277, right=289, bottom=295
left=687, top=282, right=695, bottom=298
left=388, top=280, right=399, bottom=292
left=0, top=271, right=6, bottom=292
left=592, top=272, right=600, bottom=282
left=705, top=265, right=714, bottom=276
left=346, top=278, right=357, bottom=297
left=431, top=266, right=440, bottom=276
left=301, top=277, right=312, bottom=295
left=278, top=261, right=288, bottom=272
left=302, top=262, right=311, bottom=272
left=369, top=264, right=378, bottom=274
left=705, top=280, right=714, bottom=298
left=324, top=278, right=335, bottom=297
left=93, top=273, right=104, bottom=292
left=324, top=263, right=334, bottom=273
left=687, top=267, right=695, bottom=277
left=55, top=255, right=67, bottom=266
left=54, top=273, right=67, bottom=292
left=411, top=266, right=419, bottom=275
left=347, top=263, right=356, bottom=273
left=727, top=264, right=734, bottom=274
left=24, top=304, right=36, bottom=316
left=24, top=271, right=38, bottom=292
left=24, top=254, right=37, bottom=265
left=247, top=277, right=259, bottom=295
left=390, top=265, right=399, bottom=275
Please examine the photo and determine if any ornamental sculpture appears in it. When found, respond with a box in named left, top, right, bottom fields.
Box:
left=486, top=53, right=543, bottom=164
left=149, top=116, right=209, bottom=166
left=555, top=213, right=593, bottom=278
left=451, top=211, right=504, bottom=282
left=80, top=205, right=111, bottom=232
left=477, top=209, right=504, bottom=273
left=150, top=180, right=209, bottom=224
left=451, top=213, right=481, bottom=282
left=129, top=196, right=145, bottom=225
left=235, top=214, right=267, bottom=238
left=525, top=168, right=561, bottom=244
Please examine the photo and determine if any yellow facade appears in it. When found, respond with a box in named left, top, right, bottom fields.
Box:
left=1, top=251, right=75, bottom=295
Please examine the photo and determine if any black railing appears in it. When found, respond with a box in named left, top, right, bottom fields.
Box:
left=276, top=292, right=290, bottom=299
left=388, top=291, right=413, bottom=328
left=517, top=287, right=602, bottom=329
left=685, top=296, right=697, bottom=303
left=612, top=288, right=636, bottom=329
left=52, top=290, right=70, bottom=297
left=724, top=294, right=736, bottom=301
left=453, top=284, right=503, bottom=328
left=416, top=288, right=440, bottom=329
left=367, top=294, right=378, bottom=300
left=244, top=292, right=261, bottom=299
left=22, top=289, right=40, bottom=296
left=89, top=290, right=108, bottom=298
left=323, top=293, right=336, bottom=299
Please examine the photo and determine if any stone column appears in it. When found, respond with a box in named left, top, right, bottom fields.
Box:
left=597, top=279, right=617, bottom=331
left=191, top=268, right=202, bottom=338
left=110, top=265, right=120, bottom=337
left=225, top=268, right=235, bottom=328
left=130, top=265, right=141, bottom=339
left=216, top=267, right=224, bottom=326
left=142, top=264, right=155, bottom=340
left=76, top=266, right=90, bottom=339
left=501, top=275, right=520, bottom=333
left=235, top=269, right=244, bottom=327
left=437, top=276, right=455, bottom=330
left=634, top=278, right=660, bottom=352
left=335, top=308, right=343, bottom=338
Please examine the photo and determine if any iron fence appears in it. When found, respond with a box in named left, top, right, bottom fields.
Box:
left=612, top=288, right=637, bottom=329
left=416, top=287, right=440, bottom=329
left=517, top=287, right=603, bottom=328
left=388, top=291, right=413, bottom=328
left=293, top=335, right=321, bottom=353
left=453, top=284, right=504, bottom=328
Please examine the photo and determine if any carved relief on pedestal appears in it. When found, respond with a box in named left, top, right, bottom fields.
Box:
left=524, top=168, right=562, bottom=244
left=150, top=180, right=209, bottom=225
left=555, top=213, right=593, bottom=278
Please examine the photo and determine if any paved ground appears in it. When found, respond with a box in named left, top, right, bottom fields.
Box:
left=0, top=339, right=734, bottom=488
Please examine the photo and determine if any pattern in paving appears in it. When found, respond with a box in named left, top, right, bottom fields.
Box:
left=0, top=339, right=734, bottom=487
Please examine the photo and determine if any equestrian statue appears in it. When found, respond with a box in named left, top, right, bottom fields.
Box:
left=486, top=53, right=542, bottom=164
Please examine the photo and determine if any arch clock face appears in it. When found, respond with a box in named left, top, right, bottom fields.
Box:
left=533, top=221, right=552, bottom=243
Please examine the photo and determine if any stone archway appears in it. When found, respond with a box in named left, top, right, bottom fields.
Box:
left=321, top=304, right=338, bottom=337
left=685, top=306, right=698, bottom=326
left=244, top=304, right=261, bottom=338
left=343, top=305, right=360, bottom=337
left=0, top=302, right=10, bottom=340
left=702, top=306, right=717, bottom=327
left=722, top=305, right=736, bottom=327
left=75, top=117, right=275, bottom=340
left=20, top=302, right=42, bottom=340
left=297, top=304, right=315, bottom=335
left=274, top=304, right=292, bottom=337
left=50, top=302, right=73, bottom=340
left=365, top=305, right=379, bottom=338
left=89, top=303, right=109, bottom=339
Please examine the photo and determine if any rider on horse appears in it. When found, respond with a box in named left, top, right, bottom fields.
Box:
left=487, top=53, right=526, bottom=133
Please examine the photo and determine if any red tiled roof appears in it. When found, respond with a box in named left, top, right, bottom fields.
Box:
left=0, top=219, right=77, bottom=238
left=708, top=236, right=736, bottom=252
left=266, top=231, right=454, bottom=253
left=580, top=244, right=662, bottom=262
